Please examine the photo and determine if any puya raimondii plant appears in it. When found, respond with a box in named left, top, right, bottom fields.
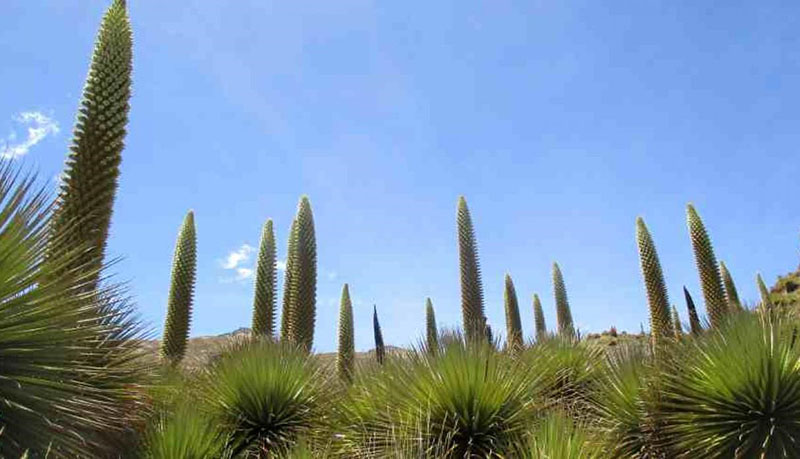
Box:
left=456, top=196, right=487, bottom=343
left=160, top=211, right=197, bottom=364
left=251, top=218, right=277, bottom=337
left=285, top=197, right=317, bottom=352
left=337, top=283, right=355, bottom=382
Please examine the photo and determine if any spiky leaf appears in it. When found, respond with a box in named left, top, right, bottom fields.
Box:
left=251, top=219, right=277, bottom=337
left=337, top=284, right=355, bottom=382
left=504, top=273, right=523, bottom=351
left=686, top=204, right=727, bottom=328
left=160, top=211, right=197, bottom=364
left=456, top=196, right=486, bottom=342
left=552, top=262, right=575, bottom=338
left=48, top=0, right=132, bottom=288
left=635, top=217, right=673, bottom=345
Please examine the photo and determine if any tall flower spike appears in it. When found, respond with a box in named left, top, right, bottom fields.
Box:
left=552, top=262, right=575, bottom=338
left=160, top=211, right=197, bottom=364
left=280, top=219, right=297, bottom=341
left=672, top=305, right=683, bottom=339
left=48, top=0, right=133, bottom=288
left=756, top=273, right=773, bottom=312
left=373, top=305, right=385, bottom=364
left=251, top=219, right=277, bottom=337
left=336, top=284, right=354, bottom=382
left=457, top=196, right=486, bottom=343
left=687, top=204, right=727, bottom=328
left=287, top=197, right=317, bottom=352
left=719, top=261, right=742, bottom=312
left=635, top=217, right=674, bottom=345
left=504, top=274, right=523, bottom=351
left=425, top=298, right=438, bottom=353
left=533, top=293, right=547, bottom=341
left=683, top=286, right=702, bottom=336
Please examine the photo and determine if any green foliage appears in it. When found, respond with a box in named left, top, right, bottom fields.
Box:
left=373, top=305, right=385, bottom=364
left=671, top=305, right=682, bottom=338
left=719, top=261, right=743, bottom=312
left=337, top=284, right=355, bottom=382
left=589, top=344, right=663, bottom=458
left=338, top=341, right=540, bottom=457
left=0, top=166, right=146, bottom=457
left=683, top=286, right=702, bottom=336
left=456, top=196, right=486, bottom=343
left=660, top=313, right=800, bottom=457
left=252, top=219, right=277, bottom=337
left=504, top=273, right=523, bottom=351
left=756, top=273, right=773, bottom=312
left=203, top=339, right=327, bottom=456
left=552, top=262, right=575, bottom=338
left=769, top=268, right=800, bottom=310
left=141, top=405, right=226, bottom=459
left=687, top=204, right=728, bottom=328
left=425, top=297, right=438, bottom=354
left=635, top=218, right=674, bottom=347
left=160, top=211, right=197, bottom=364
left=280, top=218, right=297, bottom=341
left=48, top=0, right=132, bottom=288
left=533, top=293, right=547, bottom=342
left=286, top=197, right=317, bottom=352
left=526, top=411, right=601, bottom=459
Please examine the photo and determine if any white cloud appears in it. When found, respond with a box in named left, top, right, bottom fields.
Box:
left=236, top=267, right=254, bottom=280
left=221, top=244, right=254, bottom=269
left=0, top=111, right=59, bottom=159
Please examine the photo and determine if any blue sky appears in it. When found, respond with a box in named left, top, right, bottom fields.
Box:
left=1, top=0, right=799, bottom=352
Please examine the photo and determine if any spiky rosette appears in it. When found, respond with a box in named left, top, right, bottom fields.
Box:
left=552, top=262, right=575, bottom=338
left=336, top=284, right=355, bottom=382
left=719, top=261, right=743, bottom=312
left=425, top=298, right=438, bottom=354
left=661, top=314, right=800, bottom=456
left=456, top=196, right=486, bottom=343
left=504, top=273, right=523, bottom=351
left=160, top=211, right=197, bottom=364
left=48, top=0, right=132, bottom=287
left=531, top=294, right=547, bottom=343
left=635, top=217, right=673, bottom=345
left=251, top=219, right=277, bottom=337
left=686, top=204, right=727, bottom=328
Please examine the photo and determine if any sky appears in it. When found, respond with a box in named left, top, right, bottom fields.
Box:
left=1, top=0, right=799, bottom=352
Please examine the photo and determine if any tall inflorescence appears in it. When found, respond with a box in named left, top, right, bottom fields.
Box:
left=457, top=196, right=486, bottom=343
left=533, top=293, right=547, bottom=342
left=160, top=211, right=197, bottom=364
left=48, top=0, right=132, bottom=289
left=635, top=217, right=674, bottom=345
left=336, top=284, right=354, bottom=382
left=373, top=305, right=385, bottom=364
left=425, top=298, right=438, bottom=353
left=756, top=273, right=773, bottom=312
left=687, top=204, right=727, bottom=328
left=672, top=305, right=683, bottom=339
left=552, top=262, right=575, bottom=338
left=251, top=219, right=277, bottom=337
left=719, top=261, right=742, bottom=312
left=504, top=274, right=523, bottom=351
left=280, top=219, right=297, bottom=341
left=286, top=197, right=317, bottom=353
left=683, top=286, right=702, bottom=336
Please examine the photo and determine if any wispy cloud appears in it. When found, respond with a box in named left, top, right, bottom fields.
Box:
left=221, top=244, right=254, bottom=269
left=1, top=111, right=59, bottom=159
